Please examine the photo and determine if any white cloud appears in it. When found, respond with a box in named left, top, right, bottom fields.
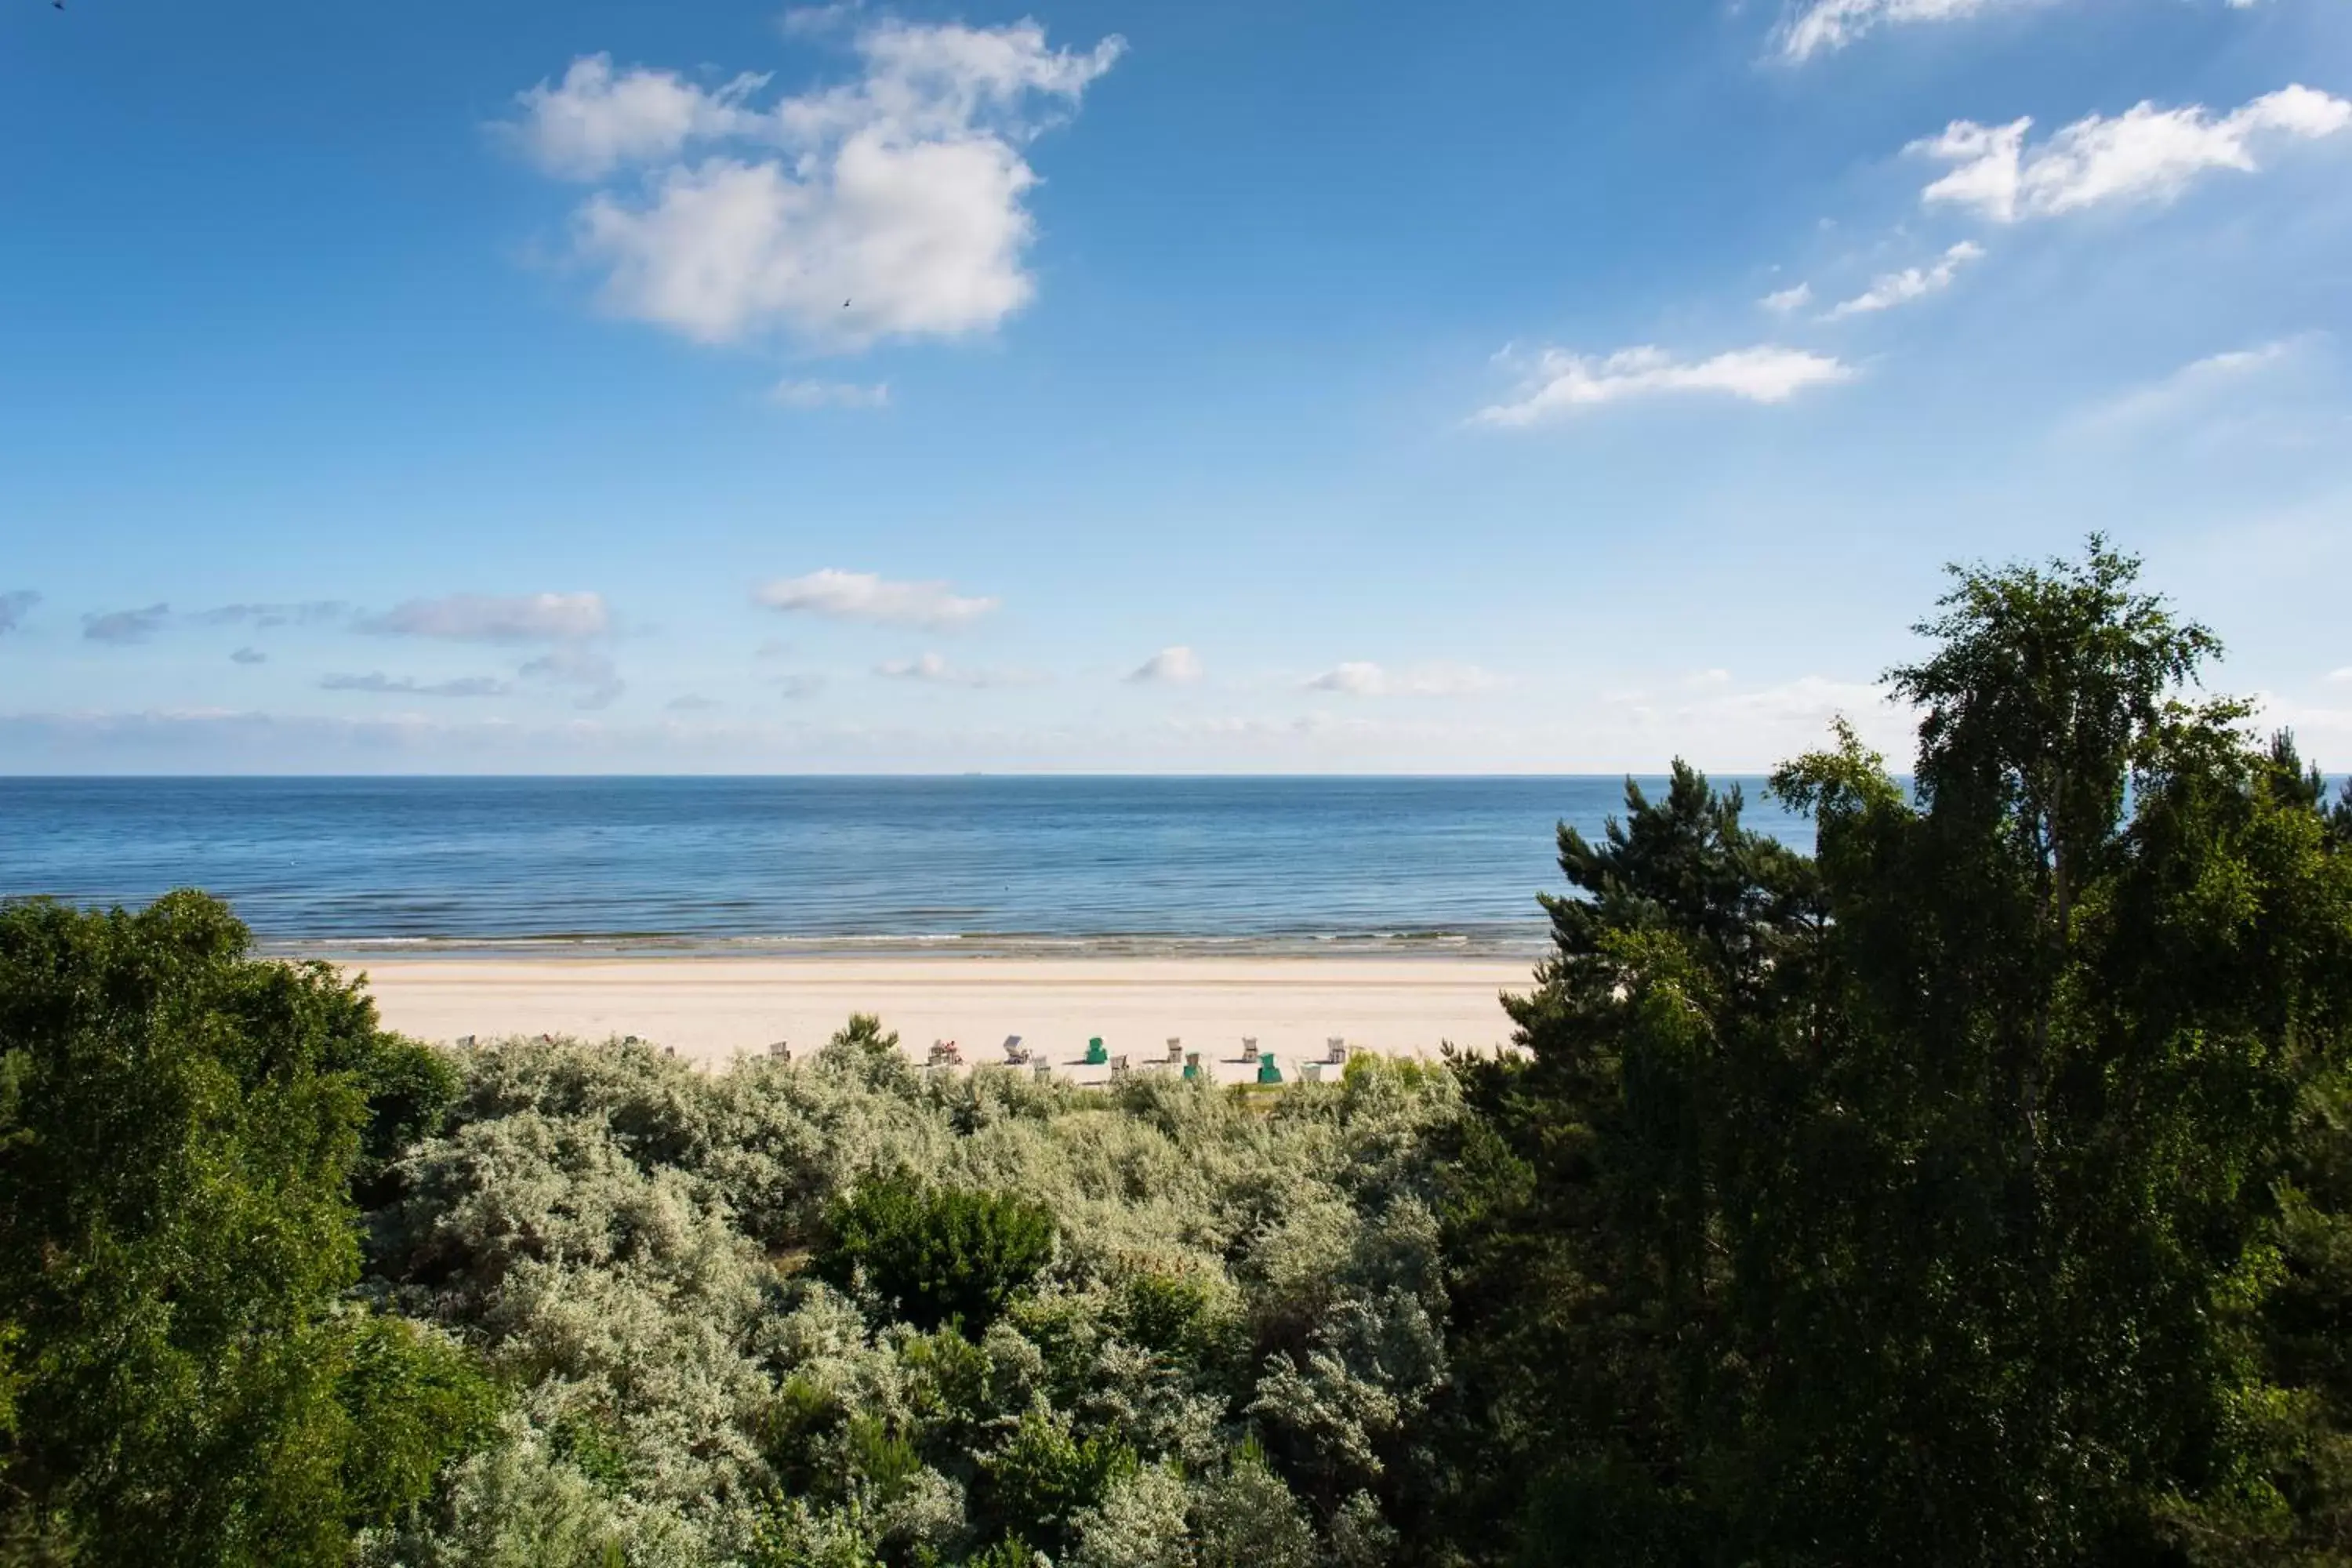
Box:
left=666, top=694, right=720, bottom=711
left=876, top=652, right=1036, bottom=688
left=1127, top=646, right=1203, bottom=684
left=190, top=601, right=350, bottom=628
left=2329, top=667, right=2352, bottom=685
left=1760, top=282, right=1814, bottom=314
left=82, top=604, right=170, bottom=644
left=1475, top=345, right=1855, bottom=426
left=321, top=672, right=512, bottom=698
left=1914, top=85, right=2352, bottom=223
left=772, top=378, right=890, bottom=409
left=757, top=568, right=997, bottom=629
left=0, top=590, right=38, bottom=634
left=1305, top=661, right=1503, bottom=697
left=506, top=55, right=771, bottom=180
left=511, top=20, right=1125, bottom=348
left=1821, top=241, right=1985, bottom=319
left=361, top=592, right=612, bottom=643
left=2074, top=338, right=2314, bottom=433
left=1776, top=0, right=2016, bottom=62
left=230, top=648, right=267, bottom=665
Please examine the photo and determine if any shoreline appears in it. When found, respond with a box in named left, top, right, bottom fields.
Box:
left=275, top=933, right=1547, bottom=962
left=344, top=953, right=1534, bottom=1080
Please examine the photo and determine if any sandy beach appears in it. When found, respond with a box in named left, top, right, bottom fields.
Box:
left=348, top=956, right=1531, bottom=1081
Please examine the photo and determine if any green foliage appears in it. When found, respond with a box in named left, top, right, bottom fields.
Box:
left=336, top=1312, right=501, bottom=1528
left=845, top=1413, right=925, bottom=1500
left=980, top=1409, right=1138, bottom=1557
left=349, top=1030, right=462, bottom=1207
left=345, top=1028, right=1446, bottom=1562
left=1113, top=1271, right=1227, bottom=1364
left=818, top=1172, right=1058, bottom=1334
left=1442, top=539, right=2352, bottom=1564
left=547, top=1408, right=632, bottom=1495
left=958, top=1535, right=1040, bottom=1568
left=0, top=891, right=491, bottom=1565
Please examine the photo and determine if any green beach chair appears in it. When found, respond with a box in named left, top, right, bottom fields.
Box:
left=1257, top=1054, right=1283, bottom=1086
left=1084, top=1036, right=1108, bottom=1065
left=1183, top=1051, right=1202, bottom=1082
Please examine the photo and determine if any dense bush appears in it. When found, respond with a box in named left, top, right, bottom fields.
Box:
left=817, top=1174, right=1058, bottom=1334
left=343, top=1017, right=1460, bottom=1566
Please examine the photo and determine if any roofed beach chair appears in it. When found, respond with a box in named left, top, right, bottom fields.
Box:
left=768, top=1040, right=792, bottom=1062
left=1084, top=1036, right=1109, bottom=1066
left=1003, top=1035, right=1030, bottom=1065
left=1256, top=1053, right=1283, bottom=1086
left=1241, top=1037, right=1260, bottom=1064
left=1326, top=1036, right=1348, bottom=1065
left=1111, top=1054, right=1132, bottom=1079
left=1183, top=1051, right=1203, bottom=1083
left=1303, top=1062, right=1324, bottom=1083
left=1033, top=1060, right=1052, bottom=1083
left=927, top=1039, right=963, bottom=1069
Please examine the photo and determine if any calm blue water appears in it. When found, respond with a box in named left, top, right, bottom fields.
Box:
left=0, top=776, right=1809, bottom=956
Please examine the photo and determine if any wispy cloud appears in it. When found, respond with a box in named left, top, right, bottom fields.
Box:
left=503, top=20, right=1124, bottom=349
left=1127, top=646, right=1203, bottom=684
left=0, top=590, right=38, bottom=635
left=1775, top=0, right=2021, bottom=64
left=777, top=673, right=826, bottom=699
left=876, top=652, right=1037, bottom=688
left=666, top=693, right=720, bottom=711
left=230, top=648, right=268, bottom=665
left=82, top=604, right=170, bottom=644
left=1821, top=241, right=1985, bottom=320
left=757, top=568, right=997, bottom=629
left=360, top=592, right=612, bottom=643
left=1305, top=661, right=1502, bottom=698
left=321, top=672, right=513, bottom=698
left=1759, top=282, right=1813, bottom=315
left=772, top=379, right=891, bottom=409
left=1476, top=345, right=1855, bottom=426
left=519, top=645, right=626, bottom=710
left=191, top=601, right=350, bottom=629
left=2074, top=338, right=2316, bottom=435
left=1913, top=85, right=2352, bottom=223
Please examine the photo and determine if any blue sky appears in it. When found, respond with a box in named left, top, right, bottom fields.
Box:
left=2, top=0, right=2348, bottom=772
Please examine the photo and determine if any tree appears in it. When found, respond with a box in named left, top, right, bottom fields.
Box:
left=0, top=891, right=492, bottom=1565
left=1442, top=540, right=2352, bottom=1563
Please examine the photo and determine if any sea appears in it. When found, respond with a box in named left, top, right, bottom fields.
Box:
left=0, top=775, right=1809, bottom=959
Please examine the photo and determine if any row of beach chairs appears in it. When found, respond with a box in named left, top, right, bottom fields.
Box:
left=757, top=1033, right=1362, bottom=1083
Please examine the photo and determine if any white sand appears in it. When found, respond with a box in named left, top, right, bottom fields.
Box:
left=347, top=956, right=1530, bottom=1083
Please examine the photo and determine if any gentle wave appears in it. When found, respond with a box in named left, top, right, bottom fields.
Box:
left=2, top=775, right=1807, bottom=952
